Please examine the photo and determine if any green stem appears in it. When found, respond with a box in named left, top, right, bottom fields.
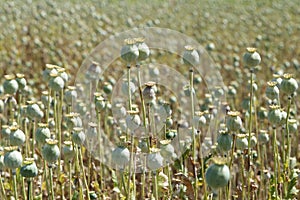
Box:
left=12, top=169, right=18, bottom=200
left=272, top=127, right=278, bottom=199
left=0, top=172, right=7, bottom=200
left=69, top=161, right=72, bottom=200
left=27, top=179, right=32, bottom=200
left=22, top=177, right=26, bottom=200
left=78, top=146, right=91, bottom=200
left=49, top=165, right=55, bottom=200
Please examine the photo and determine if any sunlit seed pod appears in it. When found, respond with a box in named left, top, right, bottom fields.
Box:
left=65, top=113, right=82, bottom=130
left=120, top=38, right=139, bottom=63
left=57, top=68, right=68, bottom=83
left=76, top=102, right=87, bottom=115
left=243, top=47, right=261, bottom=67
left=147, top=148, right=164, bottom=170
left=213, top=86, right=225, bottom=99
left=103, top=82, right=113, bottom=94
left=205, top=158, right=230, bottom=190
left=279, top=110, right=287, bottom=125
left=36, top=123, right=51, bottom=145
left=160, top=140, right=175, bottom=161
left=257, top=107, right=268, bottom=121
left=16, top=73, right=27, bottom=90
left=63, top=141, right=75, bottom=161
left=87, top=122, right=98, bottom=140
left=85, top=62, right=101, bottom=81
left=72, top=127, right=86, bottom=145
left=41, top=91, right=52, bottom=106
left=142, top=81, right=156, bottom=104
left=165, top=117, right=173, bottom=127
left=258, top=130, right=269, bottom=144
left=9, top=126, right=26, bottom=146
left=20, top=158, right=38, bottom=178
left=4, top=146, right=23, bottom=169
left=236, top=134, right=248, bottom=150
left=266, top=81, right=280, bottom=100
left=42, top=139, right=60, bottom=163
left=26, top=101, right=44, bottom=120
left=135, top=37, right=150, bottom=61
left=49, top=74, right=65, bottom=92
left=182, top=45, right=200, bottom=66
left=247, top=80, right=258, bottom=92
left=1, top=125, right=11, bottom=139
left=287, top=119, right=298, bottom=134
left=89, top=191, right=98, bottom=200
left=48, top=118, right=55, bottom=129
left=280, top=73, right=298, bottom=95
left=217, top=131, right=232, bottom=152
left=149, top=66, right=160, bottom=77
left=111, top=146, right=130, bottom=167
left=138, top=139, right=149, bottom=153
left=268, top=105, right=282, bottom=125
left=125, top=110, right=141, bottom=131
left=3, top=75, right=18, bottom=95
left=226, top=111, right=242, bottom=132
left=194, top=75, right=202, bottom=84
left=166, top=129, right=177, bottom=140
left=183, top=84, right=195, bottom=97
left=64, top=86, right=77, bottom=105
left=169, top=95, right=177, bottom=104
left=121, top=80, right=136, bottom=95
left=289, top=157, right=297, bottom=169
left=206, top=42, right=215, bottom=51
left=43, top=64, right=58, bottom=82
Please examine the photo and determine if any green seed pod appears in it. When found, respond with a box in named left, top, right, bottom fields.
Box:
left=135, top=37, right=150, bottom=61
left=217, top=131, right=233, bottom=152
left=160, top=140, right=175, bottom=161
left=182, top=45, right=200, bottom=66
left=36, top=123, right=51, bottom=145
left=111, top=146, right=130, bottom=167
left=27, top=101, right=44, bottom=120
left=147, top=148, right=164, bottom=170
left=4, top=146, right=23, bottom=169
left=49, top=74, right=65, bottom=92
left=65, top=86, right=77, bottom=105
left=121, top=80, right=136, bottom=96
left=266, top=81, right=279, bottom=100
left=20, top=158, right=38, bottom=178
left=166, top=129, right=177, bottom=140
left=3, top=75, right=19, bottom=95
left=165, top=117, right=173, bottom=127
left=205, top=158, right=230, bottom=190
left=268, top=105, right=282, bottom=125
left=257, top=107, right=268, bottom=121
left=142, top=81, right=156, bottom=104
left=43, top=64, right=58, bottom=82
left=126, top=110, right=141, bottom=131
left=86, top=122, right=98, bottom=140
left=103, top=82, right=113, bottom=94
left=227, top=86, right=237, bottom=96
left=258, top=130, right=269, bottom=144
left=280, top=73, right=298, bottom=95
left=250, top=133, right=257, bottom=148
left=1, top=125, right=11, bottom=139
left=243, top=47, right=261, bottom=67
left=288, top=119, right=298, bottom=134
left=138, top=139, right=149, bottom=153
left=72, top=127, right=86, bottom=145
left=41, top=91, right=52, bottom=106
left=57, top=68, right=68, bottom=83
left=226, top=111, right=242, bottom=132
left=65, top=113, right=82, bottom=130
left=9, top=126, right=26, bottom=146
left=16, top=73, right=27, bottom=90
left=94, top=95, right=106, bottom=112
left=63, top=141, right=75, bottom=161
left=86, top=62, right=101, bottom=81
left=42, top=139, right=60, bottom=163
left=236, top=134, right=248, bottom=149
left=120, top=38, right=139, bottom=63
left=213, top=86, right=225, bottom=99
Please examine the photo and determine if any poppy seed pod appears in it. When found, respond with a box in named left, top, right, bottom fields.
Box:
left=121, top=80, right=136, bottom=96
left=1, top=125, right=11, bottom=139
left=120, top=38, right=139, bottom=63
left=27, top=101, right=44, bottom=120
left=147, top=148, right=164, bottom=170
left=111, top=146, right=130, bottom=167
left=258, top=130, right=269, bottom=144
left=4, top=146, right=23, bottom=169
left=9, top=126, right=26, bottom=146
left=205, top=158, right=230, bottom=190
left=166, top=129, right=177, bottom=140
left=42, top=139, right=60, bottom=163
left=72, top=127, right=86, bottom=145
left=95, top=95, right=106, bottom=112
left=280, top=73, right=298, bottom=95
left=63, top=141, right=75, bottom=161
left=226, top=111, right=242, bottom=132
left=36, top=123, right=51, bottom=145
left=86, top=62, right=101, bottom=81
left=86, top=122, right=98, bottom=140
left=49, top=74, right=65, bottom=92
left=138, top=139, right=149, bottom=153
left=41, top=91, right=52, bottom=106
left=236, top=134, right=248, bottom=149
left=57, top=68, right=68, bottom=83
left=3, top=74, right=19, bottom=95
left=65, top=113, right=82, bottom=130
left=268, top=105, right=282, bottom=125
left=266, top=81, right=280, bottom=100
left=257, top=107, right=268, bottom=121
left=217, top=131, right=233, bottom=152
left=125, top=110, right=141, bottom=131
left=142, top=81, right=156, bottom=104
left=243, top=47, right=261, bottom=67
left=160, top=140, right=175, bottom=161
left=182, top=45, right=200, bottom=66
left=16, top=73, right=27, bottom=90
left=20, top=158, right=38, bottom=178
left=103, top=82, right=113, bottom=94
left=287, top=119, right=298, bottom=134
left=43, top=64, right=58, bottom=82
left=135, top=37, right=150, bottom=61
left=64, top=86, right=77, bottom=105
